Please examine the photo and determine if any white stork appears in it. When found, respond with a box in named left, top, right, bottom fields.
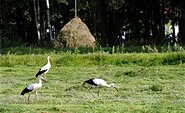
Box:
left=21, top=76, right=46, bottom=103
left=83, top=78, right=119, bottom=96
left=35, top=56, right=51, bottom=78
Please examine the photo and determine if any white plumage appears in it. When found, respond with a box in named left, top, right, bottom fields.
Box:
left=35, top=56, right=51, bottom=78
left=21, top=76, right=46, bottom=103
left=83, top=78, right=118, bottom=96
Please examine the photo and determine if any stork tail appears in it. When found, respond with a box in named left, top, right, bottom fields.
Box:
left=21, top=87, right=32, bottom=95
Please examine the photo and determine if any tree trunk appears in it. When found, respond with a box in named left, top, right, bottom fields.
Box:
left=171, top=2, right=176, bottom=45
left=179, top=20, right=185, bottom=45
left=75, top=0, right=77, bottom=17
left=46, top=0, right=53, bottom=41
left=179, top=1, right=185, bottom=45
left=144, top=9, right=151, bottom=44
left=98, top=0, right=107, bottom=47
left=107, top=10, right=119, bottom=47
left=151, top=0, right=161, bottom=45
left=40, top=0, right=46, bottom=42
left=171, top=18, right=176, bottom=44
left=33, top=0, right=41, bottom=45
left=161, top=0, right=165, bottom=43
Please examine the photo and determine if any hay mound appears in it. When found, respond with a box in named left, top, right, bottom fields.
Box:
left=54, top=17, right=96, bottom=48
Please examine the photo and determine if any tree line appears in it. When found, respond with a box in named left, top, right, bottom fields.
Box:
left=1, top=0, right=185, bottom=47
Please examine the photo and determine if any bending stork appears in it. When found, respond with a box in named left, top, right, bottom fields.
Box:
left=35, top=56, right=51, bottom=78
left=21, top=76, right=46, bottom=103
left=83, top=78, right=118, bottom=96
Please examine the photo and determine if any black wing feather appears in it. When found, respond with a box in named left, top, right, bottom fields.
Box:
left=84, top=78, right=98, bottom=86
left=35, top=69, right=47, bottom=78
left=21, top=87, right=32, bottom=95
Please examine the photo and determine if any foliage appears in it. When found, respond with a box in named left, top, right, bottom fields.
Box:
left=142, top=44, right=185, bottom=53
left=57, top=0, right=68, bottom=5
left=142, top=45, right=159, bottom=53
left=1, top=0, right=185, bottom=47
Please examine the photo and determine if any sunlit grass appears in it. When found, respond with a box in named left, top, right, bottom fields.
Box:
left=0, top=52, right=185, bottom=67
left=1, top=63, right=185, bottom=112
left=0, top=48, right=185, bottom=112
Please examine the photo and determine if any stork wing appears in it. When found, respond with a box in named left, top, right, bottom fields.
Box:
left=84, top=78, right=98, bottom=86
left=21, top=87, right=32, bottom=95
left=93, top=78, right=107, bottom=86
left=35, top=69, right=47, bottom=78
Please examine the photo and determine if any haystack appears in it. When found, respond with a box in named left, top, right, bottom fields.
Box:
left=54, top=17, right=96, bottom=48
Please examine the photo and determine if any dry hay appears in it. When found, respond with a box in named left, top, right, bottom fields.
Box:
left=54, top=17, right=96, bottom=48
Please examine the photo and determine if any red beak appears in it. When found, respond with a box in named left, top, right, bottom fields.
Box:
left=41, top=78, right=47, bottom=82
left=114, top=87, right=119, bottom=92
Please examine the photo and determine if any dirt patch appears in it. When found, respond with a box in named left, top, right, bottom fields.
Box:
left=54, top=17, right=96, bottom=48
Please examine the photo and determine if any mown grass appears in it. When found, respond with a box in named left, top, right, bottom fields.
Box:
left=1, top=65, right=185, bottom=112
left=1, top=52, right=185, bottom=112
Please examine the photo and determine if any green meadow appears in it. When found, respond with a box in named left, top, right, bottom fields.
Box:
left=1, top=47, right=185, bottom=112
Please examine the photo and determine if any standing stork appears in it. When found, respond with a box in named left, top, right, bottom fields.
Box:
left=35, top=56, right=51, bottom=78
left=83, top=78, right=119, bottom=96
left=21, top=76, right=46, bottom=103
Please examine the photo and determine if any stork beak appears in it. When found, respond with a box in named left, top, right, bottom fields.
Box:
left=41, top=78, right=47, bottom=82
left=114, top=87, right=119, bottom=92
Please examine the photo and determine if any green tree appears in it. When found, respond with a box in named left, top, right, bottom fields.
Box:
left=1, top=0, right=185, bottom=47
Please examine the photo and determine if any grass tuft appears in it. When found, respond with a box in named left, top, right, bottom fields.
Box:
left=149, top=84, right=163, bottom=92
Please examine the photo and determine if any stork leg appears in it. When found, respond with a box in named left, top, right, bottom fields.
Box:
left=86, top=87, right=95, bottom=97
left=27, top=94, right=31, bottom=103
left=83, top=84, right=95, bottom=97
left=88, top=89, right=95, bottom=97
left=97, top=87, right=100, bottom=96
left=36, top=91, right=39, bottom=100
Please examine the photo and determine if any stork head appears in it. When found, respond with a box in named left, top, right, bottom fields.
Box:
left=48, top=56, right=51, bottom=61
left=110, top=83, right=119, bottom=92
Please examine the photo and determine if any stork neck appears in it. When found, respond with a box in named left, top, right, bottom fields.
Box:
left=105, top=84, right=111, bottom=87
left=108, top=84, right=112, bottom=87
left=47, top=58, right=51, bottom=65
left=107, top=83, right=115, bottom=87
left=38, top=78, right=43, bottom=85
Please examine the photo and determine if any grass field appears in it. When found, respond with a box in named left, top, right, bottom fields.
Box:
left=1, top=48, right=185, bottom=112
left=1, top=64, right=185, bottom=112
